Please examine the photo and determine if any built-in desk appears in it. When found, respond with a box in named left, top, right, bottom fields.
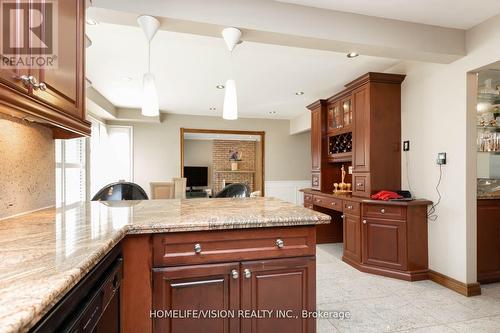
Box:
left=301, top=188, right=432, bottom=281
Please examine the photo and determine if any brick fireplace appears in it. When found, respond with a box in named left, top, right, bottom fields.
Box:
left=212, top=140, right=256, bottom=194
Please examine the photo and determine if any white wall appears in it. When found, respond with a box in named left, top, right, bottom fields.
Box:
left=387, top=13, right=500, bottom=283
left=109, top=114, right=311, bottom=197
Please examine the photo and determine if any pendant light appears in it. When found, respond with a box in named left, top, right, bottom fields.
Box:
left=222, top=27, right=242, bottom=120
left=137, top=15, right=160, bottom=117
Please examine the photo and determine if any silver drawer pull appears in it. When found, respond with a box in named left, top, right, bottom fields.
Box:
left=331, top=202, right=336, bottom=206
left=194, top=243, right=202, bottom=254
left=347, top=205, right=353, bottom=209
left=357, top=183, right=363, bottom=187
left=231, top=269, right=239, bottom=280
left=315, top=198, right=321, bottom=202
left=244, top=269, right=252, bottom=279
left=380, top=209, right=386, bottom=214
left=363, top=220, right=367, bottom=224
left=275, top=239, right=284, bottom=249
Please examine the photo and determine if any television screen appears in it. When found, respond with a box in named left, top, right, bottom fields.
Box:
left=184, top=166, right=208, bottom=187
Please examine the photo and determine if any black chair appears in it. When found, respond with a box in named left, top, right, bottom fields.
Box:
left=92, top=181, right=149, bottom=201
left=215, top=183, right=250, bottom=198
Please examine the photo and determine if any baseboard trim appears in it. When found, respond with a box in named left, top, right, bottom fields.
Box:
left=428, top=270, right=481, bottom=297
left=342, top=256, right=428, bottom=282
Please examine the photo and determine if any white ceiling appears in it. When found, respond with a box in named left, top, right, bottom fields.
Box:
left=86, top=23, right=397, bottom=120
left=276, top=0, right=500, bottom=29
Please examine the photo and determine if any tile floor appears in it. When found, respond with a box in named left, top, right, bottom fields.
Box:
left=316, top=243, right=500, bottom=333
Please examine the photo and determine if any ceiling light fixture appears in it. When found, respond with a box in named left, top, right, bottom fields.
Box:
left=295, top=91, right=304, bottom=96
left=221, top=27, right=242, bottom=120
left=347, top=52, right=359, bottom=58
left=137, top=15, right=160, bottom=117
left=216, top=85, right=225, bottom=89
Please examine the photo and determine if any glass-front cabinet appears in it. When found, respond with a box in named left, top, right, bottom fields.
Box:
left=327, top=98, right=352, bottom=134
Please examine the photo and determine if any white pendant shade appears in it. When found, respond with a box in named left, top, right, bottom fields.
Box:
left=142, top=73, right=159, bottom=117
left=137, top=15, right=160, bottom=42
left=223, top=79, right=238, bottom=120
left=222, top=27, right=242, bottom=52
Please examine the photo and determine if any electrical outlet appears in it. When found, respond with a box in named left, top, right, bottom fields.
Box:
left=437, top=152, right=447, bottom=165
left=403, top=141, right=410, bottom=151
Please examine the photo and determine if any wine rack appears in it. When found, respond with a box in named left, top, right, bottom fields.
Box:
left=328, top=132, right=352, bottom=159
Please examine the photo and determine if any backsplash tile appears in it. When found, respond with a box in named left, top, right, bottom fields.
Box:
left=0, top=114, right=55, bottom=219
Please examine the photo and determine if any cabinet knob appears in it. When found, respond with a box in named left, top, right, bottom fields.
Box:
left=341, top=215, right=345, bottom=219
left=380, top=209, right=386, bottom=214
left=194, top=243, right=202, bottom=254
left=363, top=220, right=367, bottom=224
left=315, top=198, right=321, bottom=203
left=275, top=239, right=284, bottom=248
left=331, top=202, right=336, bottom=206
left=244, top=269, right=252, bottom=279
left=356, top=183, right=363, bottom=187
left=347, top=205, right=353, bottom=210
left=231, top=269, right=239, bottom=280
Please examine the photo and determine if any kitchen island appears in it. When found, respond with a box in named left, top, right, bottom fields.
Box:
left=0, top=197, right=329, bottom=333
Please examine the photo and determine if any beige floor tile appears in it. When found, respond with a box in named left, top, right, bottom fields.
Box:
left=317, top=318, right=339, bottom=333
left=448, top=315, right=500, bottom=333
left=396, top=324, right=458, bottom=333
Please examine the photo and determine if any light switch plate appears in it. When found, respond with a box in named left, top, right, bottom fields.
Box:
left=403, top=141, right=410, bottom=151
left=437, top=152, right=447, bottom=165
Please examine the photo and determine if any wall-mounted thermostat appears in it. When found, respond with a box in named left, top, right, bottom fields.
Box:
left=437, top=152, right=447, bottom=165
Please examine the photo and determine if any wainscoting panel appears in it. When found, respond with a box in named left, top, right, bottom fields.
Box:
left=264, top=181, right=310, bottom=205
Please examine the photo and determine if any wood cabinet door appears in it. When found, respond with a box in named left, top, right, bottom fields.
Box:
left=241, top=257, right=315, bottom=333
left=152, top=262, right=240, bottom=333
left=343, top=214, right=361, bottom=263
left=0, top=0, right=31, bottom=94
left=477, top=200, right=500, bottom=283
left=362, top=218, right=407, bottom=270
left=311, top=108, right=321, bottom=171
left=32, top=0, right=85, bottom=119
left=352, top=86, right=370, bottom=172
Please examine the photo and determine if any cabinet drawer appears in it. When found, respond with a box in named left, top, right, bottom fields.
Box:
left=353, top=173, right=371, bottom=197
left=304, top=193, right=313, bottom=204
left=153, top=227, right=316, bottom=267
left=312, top=195, right=343, bottom=212
left=363, top=204, right=406, bottom=220
left=343, top=200, right=361, bottom=216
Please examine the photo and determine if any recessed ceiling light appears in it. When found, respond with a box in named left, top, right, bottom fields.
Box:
left=216, top=84, right=225, bottom=89
left=86, top=18, right=99, bottom=26
left=269, top=111, right=277, bottom=115
left=347, top=52, right=359, bottom=58
left=210, top=107, right=217, bottom=111
left=295, top=91, right=304, bottom=96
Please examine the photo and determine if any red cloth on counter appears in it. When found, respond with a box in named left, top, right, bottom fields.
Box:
left=371, top=191, right=403, bottom=201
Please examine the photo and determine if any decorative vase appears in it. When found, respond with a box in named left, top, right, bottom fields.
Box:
left=231, top=161, right=238, bottom=171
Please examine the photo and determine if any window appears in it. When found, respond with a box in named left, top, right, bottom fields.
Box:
left=55, top=138, right=86, bottom=207
left=88, top=118, right=133, bottom=198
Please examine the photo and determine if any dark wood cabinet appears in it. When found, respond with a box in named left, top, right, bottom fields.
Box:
left=241, top=257, right=315, bottom=333
left=311, top=107, right=322, bottom=172
left=477, top=199, right=500, bottom=283
left=352, top=86, right=370, bottom=173
left=153, top=262, right=240, bottom=333
left=307, top=72, right=405, bottom=198
left=33, top=0, right=85, bottom=120
left=134, top=227, right=318, bottom=333
left=343, top=214, right=361, bottom=263
left=0, top=0, right=89, bottom=137
left=362, top=218, right=407, bottom=270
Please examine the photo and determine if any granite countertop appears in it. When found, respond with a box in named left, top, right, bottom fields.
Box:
left=0, top=197, right=330, bottom=333
left=477, top=179, right=500, bottom=200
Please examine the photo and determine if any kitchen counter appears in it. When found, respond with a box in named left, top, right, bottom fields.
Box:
left=0, top=197, right=330, bottom=333
left=478, top=179, right=500, bottom=200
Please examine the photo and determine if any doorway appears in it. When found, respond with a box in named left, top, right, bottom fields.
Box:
left=180, top=128, right=265, bottom=197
